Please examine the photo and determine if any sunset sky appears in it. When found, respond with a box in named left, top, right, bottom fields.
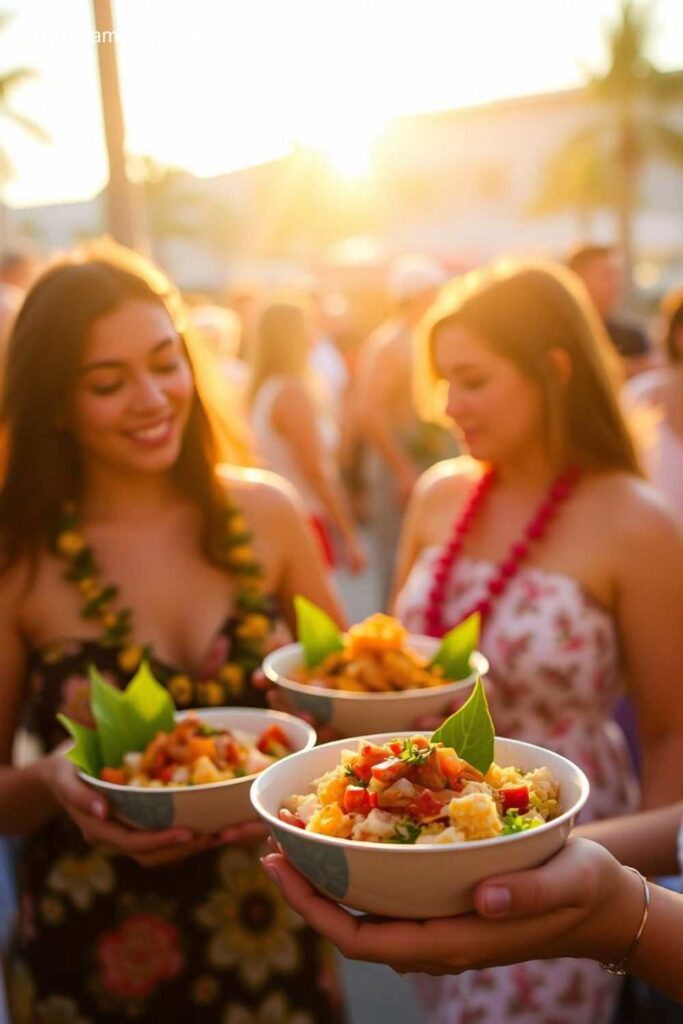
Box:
left=3, top=0, right=683, bottom=209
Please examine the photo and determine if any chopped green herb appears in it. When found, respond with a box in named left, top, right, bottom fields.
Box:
left=387, top=820, right=423, bottom=845
left=501, top=810, right=542, bottom=835
left=399, top=738, right=433, bottom=766
left=198, top=724, right=220, bottom=737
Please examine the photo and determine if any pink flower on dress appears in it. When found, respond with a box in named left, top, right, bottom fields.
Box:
left=58, top=676, right=95, bottom=728
left=96, top=912, right=183, bottom=1000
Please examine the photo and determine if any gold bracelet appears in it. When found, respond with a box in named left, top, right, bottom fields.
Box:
left=599, top=866, right=651, bottom=976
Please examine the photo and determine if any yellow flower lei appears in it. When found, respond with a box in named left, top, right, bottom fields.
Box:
left=53, top=501, right=273, bottom=706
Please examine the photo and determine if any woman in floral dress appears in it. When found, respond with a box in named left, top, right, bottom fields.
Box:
left=0, top=242, right=347, bottom=1023
left=266, top=262, right=683, bottom=1024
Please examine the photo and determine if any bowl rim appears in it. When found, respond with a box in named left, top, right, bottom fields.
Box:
left=262, top=640, right=490, bottom=702
left=79, top=707, right=317, bottom=795
left=250, top=732, right=590, bottom=852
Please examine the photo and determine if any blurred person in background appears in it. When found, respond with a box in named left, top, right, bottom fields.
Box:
left=567, top=244, right=656, bottom=379
left=248, top=299, right=365, bottom=573
left=623, top=287, right=683, bottom=521
left=354, top=254, right=456, bottom=601
left=226, top=278, right=261, bottom=362
left=309, top=291, right=352, bottom=427
left=0, top=243, right=348, bottom=1024
left=189, top=303, right=250, bottom=418
left=388, top=261, right=683, bottom=1023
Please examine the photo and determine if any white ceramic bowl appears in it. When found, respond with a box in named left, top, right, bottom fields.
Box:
left=263, top=638, right=489, bottom=737
left=82, top=708, right=316, bottom=834
left=251, top=733, right=589, bottom=918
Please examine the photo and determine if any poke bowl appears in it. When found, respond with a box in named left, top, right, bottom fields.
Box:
left=82, top=707, right=316, bottom=834
left=263, top=612, right=489, bottom=737
left=250, top=730, right=589, bottom=918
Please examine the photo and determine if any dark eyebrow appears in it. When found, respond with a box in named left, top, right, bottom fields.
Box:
left=81, top=336, right=177, bottom=374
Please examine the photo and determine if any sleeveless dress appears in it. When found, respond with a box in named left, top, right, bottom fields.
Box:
left=395, top=550, right=639, bottom=1024
left=7, top=611, right=345, bottom=1024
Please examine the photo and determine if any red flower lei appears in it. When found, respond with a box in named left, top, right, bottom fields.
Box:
left=425, top=465, right=580, bottom=637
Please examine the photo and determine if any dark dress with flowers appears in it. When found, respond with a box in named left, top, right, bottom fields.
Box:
left=8, top=617, right=345, bottom=1024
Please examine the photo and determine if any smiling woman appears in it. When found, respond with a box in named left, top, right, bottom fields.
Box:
left=0, top=240, right=347, bottom=1024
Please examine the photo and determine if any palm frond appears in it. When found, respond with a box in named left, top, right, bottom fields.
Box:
left=1, top=105, right=49, bottom=141
left=0, top=67, right=37, bottom=96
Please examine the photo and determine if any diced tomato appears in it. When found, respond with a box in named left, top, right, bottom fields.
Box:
left=343, top=786, right=378, bottom=815
left=279, top=808, right=305, bottom=828
left=415, top=788, right=444, bottom=817
left=370, top=757, right=410, bottom=785
left=100, top=767, right=127, bottom=785
left=409, top=735, right=430, bottom=750
left=500, top=786, right=530, bottom=814
left=356, top=741, right=389, bottom=770
left=221, top=738, right=240, bottom=765
left=257, top=724, right=291, bottom=755
left=387, top=741, right=403, bottom=756
left=350, top=761, right=372, bottom=783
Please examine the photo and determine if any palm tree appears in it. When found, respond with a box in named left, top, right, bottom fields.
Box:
left=534, top=0, right=683, bottom=300
left=0, top=11, right=49, bottom=245
left=92, top=0, right=137, bottom=247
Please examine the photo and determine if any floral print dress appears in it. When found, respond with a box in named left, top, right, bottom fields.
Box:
left=8, top=614, right=345, bottom=1024
left=395, top=550, right=639, bottom=1024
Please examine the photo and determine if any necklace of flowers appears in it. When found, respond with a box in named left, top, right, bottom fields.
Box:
left=425, top=464, right=580, bottom=638
left=53, top=500, right=274, bottom=707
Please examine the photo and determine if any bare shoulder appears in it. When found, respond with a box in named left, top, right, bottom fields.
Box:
left=413, top=456, right=481, bottom=513
left=216, top=466, right=305, bottom=525
left=271, top=377, right=309, bottom=404
left=583, top=471, right=683, bottom=555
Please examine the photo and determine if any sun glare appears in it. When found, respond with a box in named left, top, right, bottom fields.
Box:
left=294, top=116, right=388, bottom=181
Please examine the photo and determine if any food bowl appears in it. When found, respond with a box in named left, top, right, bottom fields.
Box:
left=82, top=708, right=316, bottom=834
left=250, top=733, right=589, bottom=918
left=263, top=638, right=489, bottom=737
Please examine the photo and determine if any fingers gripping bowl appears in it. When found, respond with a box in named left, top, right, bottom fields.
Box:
left=250, top=733, right=589, bottom=918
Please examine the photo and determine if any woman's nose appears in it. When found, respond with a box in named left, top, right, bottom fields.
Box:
left=130, top=373, right=167, bottom=411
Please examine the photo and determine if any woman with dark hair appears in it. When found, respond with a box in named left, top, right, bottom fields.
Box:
left=0, top=242, right=347, bottom=1023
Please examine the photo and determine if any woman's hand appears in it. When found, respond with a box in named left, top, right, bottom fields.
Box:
left=44, top=752, right=256, bottom=867
left=260, top=838, right=644, bottom=974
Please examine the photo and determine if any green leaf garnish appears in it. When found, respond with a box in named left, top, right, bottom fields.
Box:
left=429, top=612, right=480, bottom=679
left=430, top=676, right=494, bottom=774
left=295, top=595, right=344, bottom=669
left=57, top=713, right=103, bottom=777
left=58, top=661, right=176, bottom=777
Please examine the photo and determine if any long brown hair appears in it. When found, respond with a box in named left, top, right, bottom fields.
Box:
left=247, top=299, right=312, bottom=406
left=0, top=240, right=249, bottom=571
left=415, top=261, right=641, bottom=475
